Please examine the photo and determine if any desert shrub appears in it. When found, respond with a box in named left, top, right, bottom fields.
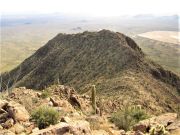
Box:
left=110, top=105, right=149, bottom=131
left=41, top=90, right=51, bottom=99
left=130, top=105, right=149, bottom=122
left=149, top=124, right=168, bottom=135
left=21, top=97, right=33, bottom=112
left=32, top=97, right=39, bottom=103
left=31, top=106, right=60, bottom=129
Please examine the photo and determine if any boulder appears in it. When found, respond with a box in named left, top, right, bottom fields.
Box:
left=71, top=112, right=80, bottom=117
left=7, top=101, right=30, bottom=122
left=85, top=115, right=104, bottom=124
left=25, top=124, right=36, bottom=134
left=10, top=123, right=25, bottom=134
left=126, top=131, right=145, bottom=135
left=37, top=92, right=42, bottom=97
left=108, top=128, right=126, bottom=135
left=170, top=128, right=180, bottom=135
left=92, top=129, right=109, bottom=135
left=166, top=119, right=180, bottom=131
left=152, top=113, right=177, bottom=126
left=60, top=116, right=71, bottom=123
left=0, top=124, right=3, bottom=129
left=48, top=101, right=53, bottom=107
left=69, top=120, right=91, bottom=135
left=19, top=133, right=26, bottom=135
left=0, top=130, right=16, bottom=135
left=50, top=97, right=59, bottom=107
left=2, top=118, right=14, bottom=129
left=30, top=122, right=70, bottom=135
left=0, top=110, right=9, bottom=123
left=119, top=130, right=126, bottom=135
left=32, top=127, right=40, bottom=133
left=133, top=113, right=177, bottom=133
left=0, top=99, right=8, bottom=109
left=133, top=123, right=148, bottom=133
left=30, top=120, right=91, bottom=135
left=69, top=94, right=82, bottom=109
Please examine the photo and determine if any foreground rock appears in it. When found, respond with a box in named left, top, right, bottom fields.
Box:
left=0, top=99, right=30, bottom=134
left=0, top=130, right=16, bottom=135
left=0, top=100, right=8, bottom=108
left=30, top=120, right=91, bottom=135
left=0, top=99, right=30, bottom=122
left=7, top=101, right=30, bottom=122
left=92, top=130, right=109, bottom=135
left=1, top=85, right=179, bottom=135
left=9, top=123, right=25, bottom=134
left=166, top=119, right=180, bottom=131
left=133, top=113, right=178, bottom=133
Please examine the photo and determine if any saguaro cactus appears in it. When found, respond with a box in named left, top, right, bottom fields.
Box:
left=91, top=85, right=96, bottom=113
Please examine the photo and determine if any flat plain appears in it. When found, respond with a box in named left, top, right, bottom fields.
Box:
left=138, top=31, right=180, bottom=45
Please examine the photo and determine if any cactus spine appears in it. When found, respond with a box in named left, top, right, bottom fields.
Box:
left=91, top=85, right=96, bottom=113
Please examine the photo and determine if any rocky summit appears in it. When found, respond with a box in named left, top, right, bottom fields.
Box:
left=1, top=30, right=180, bottom=114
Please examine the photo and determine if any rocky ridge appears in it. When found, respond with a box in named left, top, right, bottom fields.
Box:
left=0, top=85, right=179, bottom=135
left=1, top=30, right=180, bottom=114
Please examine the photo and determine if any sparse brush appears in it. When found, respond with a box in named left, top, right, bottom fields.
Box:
left=110, top=105, right=149, bottom=131
left=32, top=97, right=39, bottom=104
left=91, top=85, right=96, bottom=114
left=41, top=89, right=51, bottom=99
left=149, top=124, right=169, bottom=135
left=31, top=106, right=60, bottom=129
left=130, top=105, right=149, bottom=122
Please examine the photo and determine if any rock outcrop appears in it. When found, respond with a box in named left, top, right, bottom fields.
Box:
left=0, top=85, right=180, bottom=135
left=133, top=113, right=179, bottom=133
left=7, top=101, right=30, bottom=122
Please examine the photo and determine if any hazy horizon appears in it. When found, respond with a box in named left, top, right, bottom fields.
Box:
left=0, top=0, right=179, bottom=17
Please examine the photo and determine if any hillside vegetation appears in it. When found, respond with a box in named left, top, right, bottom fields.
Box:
left=1, top=30, right=179, bottom=115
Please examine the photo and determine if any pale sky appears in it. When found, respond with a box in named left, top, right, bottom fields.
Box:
left=0, top=0, right=179, bottom=16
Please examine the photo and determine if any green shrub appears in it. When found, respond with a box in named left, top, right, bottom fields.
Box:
left=32, top=97, right=39, bottom=103
left=130, top=105, right=149, bottom=122
left=149, top=124, right=168, bottom=135
left=31, top=106, right=60, bottom=129
left=110, top=105, right=149, bottom=131
left=41, top=90, right=51, bottom=99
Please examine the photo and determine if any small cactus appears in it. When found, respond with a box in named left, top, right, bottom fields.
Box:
left=149, top=124, right=168, bottom=135
left=91, top=85, right=96, bottom=114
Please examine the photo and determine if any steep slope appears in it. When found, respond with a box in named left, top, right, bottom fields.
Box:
left=1, top=30, right=180, bottom=113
